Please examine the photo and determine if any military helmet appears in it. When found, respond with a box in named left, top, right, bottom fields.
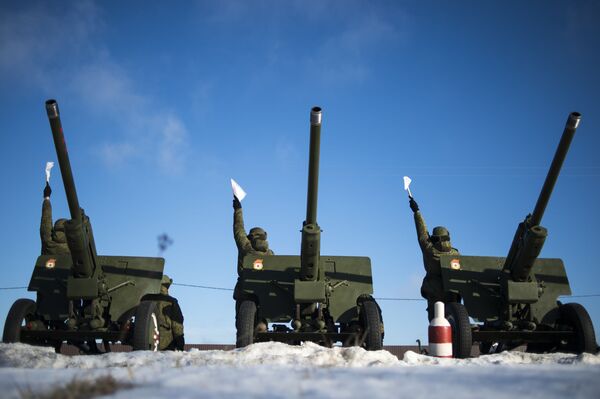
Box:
left=161, top=274, right=173, bottom=288
left=248, top=227, right=267, bottom=239
left=430, top=226, right=450, bottom=243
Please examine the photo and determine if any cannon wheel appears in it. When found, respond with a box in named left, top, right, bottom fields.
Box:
left=236, top=300, right=257, bottom=348
left=559, top=303, right=597, bottom=354
left=3, top=298, right=36, bottom=343
left=132, top=301, right=160, bottom=351
left=445, top=302, right=472, bottom=358
left=360, top=300, right=383, bottom=351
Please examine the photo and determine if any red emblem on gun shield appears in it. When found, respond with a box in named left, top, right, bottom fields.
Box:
left=45, top=258, right=56, bottom=269
left=253, top=259, right=264, bottom=270
left=450, top=259, right=461, bottom=270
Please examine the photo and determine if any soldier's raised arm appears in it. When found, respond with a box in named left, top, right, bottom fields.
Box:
left=410, top=197, right=431, bottom=251
left=233, top=196, right=252, bottom=252
left=40, top=183, right=53, bottom=250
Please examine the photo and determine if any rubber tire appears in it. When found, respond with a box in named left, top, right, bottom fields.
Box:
left=132, top=301, right=160, bottom=351
left=361, top=300, right=383, bottom=351
left=236, top=300, right=257, bottom=348
left=3, top=299, right=36, bottom=343
left=559, top=303, right=597, bottom=354
left=445, top=302, right=472, bottom=358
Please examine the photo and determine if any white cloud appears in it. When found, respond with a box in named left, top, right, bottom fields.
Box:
left=199, top=1, right=409, bottom=85
left=0, top=1, right=100, bottom=81
left=68, top=59, right=191, bottom=176
left=159, top=115, right=189, bottom=175
left=0, top=2, right=192, bottom=176
left=101, top=142, right=137, bottom=168
left=307, top=12, right=399, bottom=84
left=71, top=61, right=145, bottom=115
left=190, top=81, right=215, bottom=118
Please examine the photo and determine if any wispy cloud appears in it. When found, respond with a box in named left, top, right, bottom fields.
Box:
left=69, top=59, right=190, bottom=175
left=70, top=60, right=145, bottom=116
left=101, top=142, right=137, bottom=168
left=306, top=12, right=400, bottom=84
left=200, top=1, right=409, bottom=86
left=159, top=115, right=189, bottom=175
left=0, top=1, right=191, bottom=176
left=0, top=1, right=101, bottom=85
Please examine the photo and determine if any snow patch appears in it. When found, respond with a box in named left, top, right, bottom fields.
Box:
left=401, top=349, right=600, bottom=366
left=0, top=342, right=400, bottom=369
left=1, top=343, right=599, bottom=399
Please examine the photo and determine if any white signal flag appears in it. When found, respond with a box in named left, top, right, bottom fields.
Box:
left=230, top=178, right=247, bottom=202
left=45, top=162, right=55, bottom=182
left=403, top=176, right=413, bottom=198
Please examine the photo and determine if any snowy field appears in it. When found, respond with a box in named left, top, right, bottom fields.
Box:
left=1, top=342, right=599, bottom=399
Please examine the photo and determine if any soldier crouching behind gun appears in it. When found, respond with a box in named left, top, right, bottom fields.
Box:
left=41, top=182, right=69, bottom=255
left=409, top=196, right=460, bottom=321
left=232, top=195, right=273, bottom=331
left=146, top=275, right=185, bottom=350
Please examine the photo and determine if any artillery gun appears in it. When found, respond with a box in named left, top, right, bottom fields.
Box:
left=2, top=99, right=171, bottom=353
left=235, top=107, right=384, bottom=349
left=438, top=112, right=597, bottom=357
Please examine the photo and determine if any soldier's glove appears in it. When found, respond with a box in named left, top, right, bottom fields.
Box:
left=409, top=197, right=419, bottom=213
left=173, top=335, right=185, bottom=351
left=43, top=182, right=52, bottom=198
left=233, top=196, right=242, bottom=210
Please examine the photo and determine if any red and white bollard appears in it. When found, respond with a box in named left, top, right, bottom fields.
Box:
left=428, top=301, right=452, bottom=358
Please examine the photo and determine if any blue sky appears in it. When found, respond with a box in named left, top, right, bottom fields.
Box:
left=1, top=0, right=599, bottom=345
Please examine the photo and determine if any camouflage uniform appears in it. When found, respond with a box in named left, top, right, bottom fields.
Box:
left=233, top=200, right=273, bottom=302
left=413, top=207, right=460, bottom=321
left=40, top=198, right=70, bottom=255
left=148, top=275, right=185, bottom=351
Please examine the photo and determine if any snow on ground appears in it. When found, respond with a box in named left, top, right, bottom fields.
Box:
left=0, top=342, right=599, bottom=398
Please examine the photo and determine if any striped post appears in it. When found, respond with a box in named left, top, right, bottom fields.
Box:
left=428, top=301, right=452, bottom=358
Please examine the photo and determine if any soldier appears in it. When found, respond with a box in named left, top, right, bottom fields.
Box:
left=232, top=196, right=273, bottom=330
left=40, top=182, right=70, bottom=255
left=409, top=196, right=460, bottom=321
left=155, top=275, right=185, bottom=351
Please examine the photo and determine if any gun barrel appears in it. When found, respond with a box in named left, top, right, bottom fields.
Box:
left=305, top=107, right=322, bottom=225
left=530, top=112, right=581, bottom=226
left=300, top=107, right=322, bottom=281
left=45, top=99, right=97, bottom=279
left=503, top=112, right=581, bottom=281
left=45, top=99, right=81, bottom=221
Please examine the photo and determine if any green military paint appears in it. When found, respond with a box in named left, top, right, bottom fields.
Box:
left=435, top=112, right=596, bottom=357
left=234, top=107, right=384, bottom=350
left=2, top=100, right=182, bottom=354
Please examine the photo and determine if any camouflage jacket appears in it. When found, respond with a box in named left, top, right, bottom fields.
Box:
left=413, top=211, right=459, bottom=278
left=40, top=199, right=70, bottom=255
left=144, top=293, right=185, bottom=350
left=233, top=207, right=273, bottom=276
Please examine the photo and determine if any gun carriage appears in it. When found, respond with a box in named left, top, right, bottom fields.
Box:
left=235, top=107, right=384, bottom=349
left=438, top=112, right=597, bottom=357
left=2, top=100, right=171, bottom=353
